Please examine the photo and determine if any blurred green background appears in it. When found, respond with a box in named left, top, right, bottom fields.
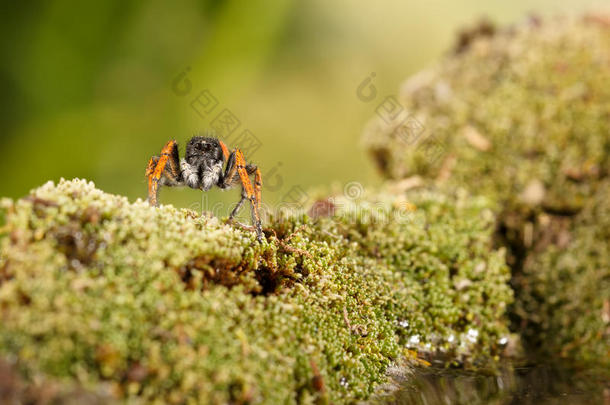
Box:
left=0, top=0, right=607, bottom=216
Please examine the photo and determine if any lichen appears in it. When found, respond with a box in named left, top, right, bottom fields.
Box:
left=363, top=15, right=610, bottom=371
left=0, top=178, right=512, bottom=403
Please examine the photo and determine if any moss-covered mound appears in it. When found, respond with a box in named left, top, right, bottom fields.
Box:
left=363, top=15, right=610, bottom=371
left=0, top=179, right=511, bottom=403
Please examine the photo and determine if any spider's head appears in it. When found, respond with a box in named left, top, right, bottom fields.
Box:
left=185, top=136, right=224, bottom=169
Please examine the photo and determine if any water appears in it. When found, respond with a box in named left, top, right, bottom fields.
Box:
left=385, top=364, right=609, bottom=405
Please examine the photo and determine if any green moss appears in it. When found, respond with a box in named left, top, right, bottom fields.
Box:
left=0, top=178, right=512, bottom=403
left=363, top=16, right=610, bottom=370
left=518, top=182, right=610, bottom=370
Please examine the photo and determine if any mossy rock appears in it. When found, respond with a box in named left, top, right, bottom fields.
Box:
left=0, top=179, right=512, bottom=403
left=363, top=15, right=610, bottom=371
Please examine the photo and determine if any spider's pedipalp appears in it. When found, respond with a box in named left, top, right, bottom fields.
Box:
left=180, top=159, right=199, bottom=189
left=218, top=150, right=238, bottom=190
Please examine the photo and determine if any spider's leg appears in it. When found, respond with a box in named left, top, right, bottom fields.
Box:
left=217, top=148, right=245, bottom=220
left=228, top=165, right=261, bottom=222
left=165, top=139, right=181, bottom=179
left=254, top=167, right=262, bottom=211
left=235, top=149, right=263, bottom=242
left=228, top=192, right=247, bottom=221
left=147, top=157, right=163, bottom=207
left=218, top=140, right=230, bottom=161
left=145, top=156, right=159, bottom=178
left=245, top=163, right=262, bottom=211
left=146, top=156, right=160, bottom=205
left=224, top=152, right=245, bottom=221
left=146, top=140, right=179, bottom=206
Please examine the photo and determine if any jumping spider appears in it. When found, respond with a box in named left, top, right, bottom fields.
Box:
left=145, top=136, right=264, bottom=242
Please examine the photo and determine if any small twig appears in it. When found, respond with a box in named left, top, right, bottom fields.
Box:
left=343, top=308, right=352, bottom=331
left=233, top=221, right=255, bottom=231
left=285, top=225, right=308, bottom=242
left=280, top=243, right=313, bottom=259
left=343, top=307, right=368, bottom=337
left=268, top=228, right=313, bottom=259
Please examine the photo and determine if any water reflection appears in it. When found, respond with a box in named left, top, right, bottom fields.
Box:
left=385, top=364, right=608, bottom=405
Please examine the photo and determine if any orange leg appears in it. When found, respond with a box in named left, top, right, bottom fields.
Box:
left=254, top=168, right=262, bottom=211
left=145, top=156, right=157, bottom=178
left=235, top=149, right=263, bottom=241
left=145, top=157, right=159, bottom=206
left=218, top=140, right=230, bottom=161
left=147, top=140, right=177, bottom=206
